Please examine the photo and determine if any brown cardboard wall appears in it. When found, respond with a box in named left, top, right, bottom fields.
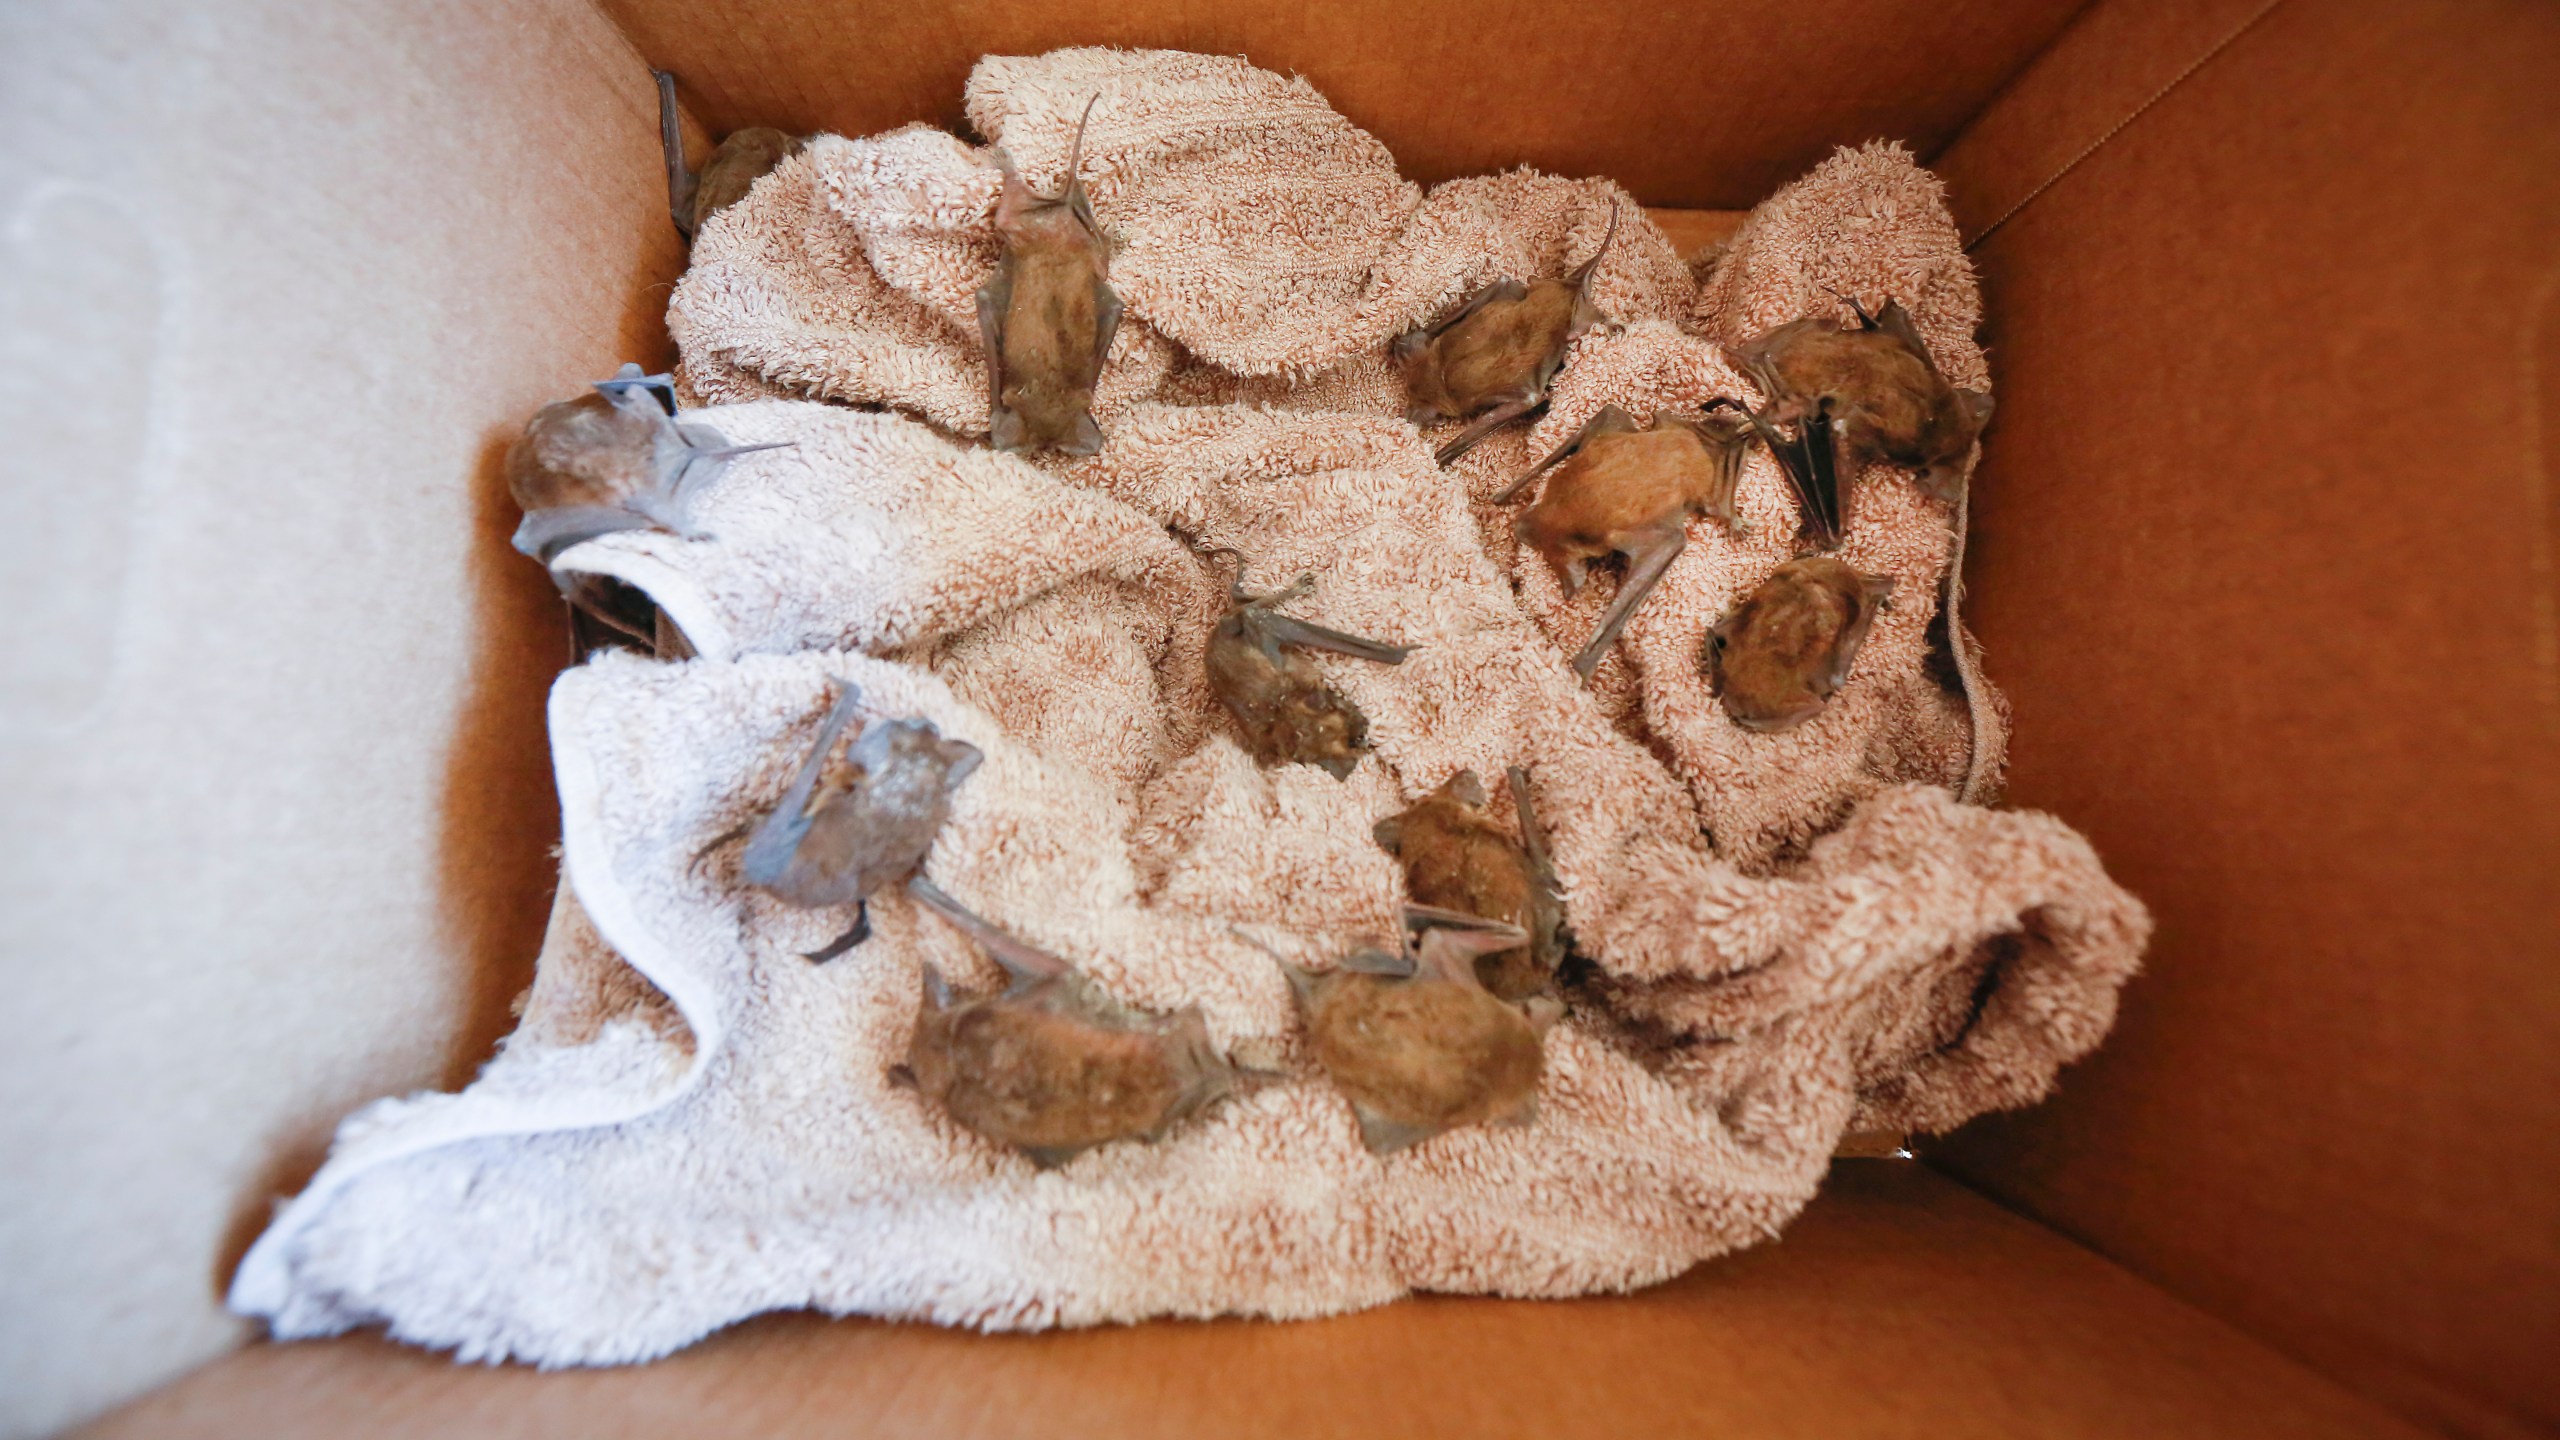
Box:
left=0, top=2, right=685, bottom=1435
left=601, top=0, right=2090, bottom=210
left=1931, top=0, right=2560, bottom=1434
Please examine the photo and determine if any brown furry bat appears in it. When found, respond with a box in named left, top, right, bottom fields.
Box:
left=977, top=96, right=1121, bottom=455
left=654, top=70, right=802, bottom=242
left=1372, top=768, right=1566, bottom=1000
left=1396, top=201, right=1620, bottom=465
left=897, top=877, right=1250, bottom=1168
left=1278, top=910, right=1560, bottom=1155
left=1729, top=296, right=1994, bottom=543
left=1206, top=573, right=1413, bottom=780
left=506, top=364, right=789, bottom=562
left=1499, top=403, right=1753, bottom=680
left=737, top=681, right=982, bottom=961
left=1705, top=556, right=1898, bottom=732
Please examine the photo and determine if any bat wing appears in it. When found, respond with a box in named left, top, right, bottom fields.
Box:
left=906, top=875, right=1072, bottom=984
left=1091, top=278, right=1123, bottom=375
left=653, top=71, right=698, bottom=240
left=1493, top=403, right=1633, bottom=504
left=1419, top=278, right=1528, bottom=344
left=1570, top=521, right=1687, bottom=681
left=976, top=276, right=1017, bottom=449
left=1434, top=394, right=1545, bottom=466
left=1875, top=299, right=1940, bottom=374
left=1256, top=611, right=1414, bottom=665
left=741, top=682, right=865, bottom=888
left=512, top=504, right=655, bottom=563
left=1506, top=766, right=1558, bottom=890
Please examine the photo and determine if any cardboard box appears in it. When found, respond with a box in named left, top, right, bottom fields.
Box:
left=5, top=0, right=2550, bottom=1435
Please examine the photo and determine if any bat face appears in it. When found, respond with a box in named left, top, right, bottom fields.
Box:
left=1516, top=412, right=1748, bottom=589
left=1289, top=924, right=1550, bottom=1154
left=1203, top=578, right=1412, bottom=780
left=1705, top=556, right=1897, bottom=732
left=1734, top=301, right=1991, bottom=503
left=742, top=689, right=983, bottom=911
left=1373, top=771, right=1565, bottom=1000
left=688, top=127, right=799, bottom=235
left=978, top=99, right=1122, bottom=456
left=906, top=968, right=1240, bottom=1168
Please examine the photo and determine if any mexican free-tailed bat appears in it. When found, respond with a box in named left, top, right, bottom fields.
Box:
left=506, top=364, right=791, bottom=563
left=1277, top=911, right=1558, bottom=1155
left=1499, top=403, right=1754, bottom=680
left=738, top=680, right=983, bottom=961
left=1206, top=573, right=1414, bottom=780
left=1705, top=556, right=1897, bottom=733
left=1729, top=297, right=1994, bottom=542
left=897, top=876, right=1249, bottom=1168
left=977, top=95, right=1121, bottom=456
left=1372, top=768, right=1565, bottom=1000
left=1396, top=201, right=1621, bottom=466
left=655, top=70, right=802, bottom=243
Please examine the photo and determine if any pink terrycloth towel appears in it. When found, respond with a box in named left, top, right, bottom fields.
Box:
left=228, top=48, right=2147, bottom=1365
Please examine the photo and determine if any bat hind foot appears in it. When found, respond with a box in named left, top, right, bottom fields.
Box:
left=802, top=903, right=871, bottom=963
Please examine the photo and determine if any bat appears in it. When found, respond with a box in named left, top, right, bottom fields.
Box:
left=655, top=70, right=802, bottom=243
left=896, top=876, right=1249, bottom=1168
left=1396, top=200, right=1621, bottom=465
left=1704, top=555, right=1897, bottom=732
left=735, top=680, right=983, bottom=961
left=1728, top=296, right=1995, bottom=543
left=507, top=363, right=792, bottom=563
left=1205, top=571, right=1414, bottom=780
left=1273, top=909, right=1559, bottom=1155
left=1499, top=403, right=1753, bottom=680
left=1371, top=768, right=1566, bottom=1000
left=977, top=95, right=1121, bottom=455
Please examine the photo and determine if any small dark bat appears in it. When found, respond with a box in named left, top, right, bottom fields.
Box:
left=1205, top=572, right=1414, bottom=780
left=1274, top=910, right=1558, bottom=1155
left=976, top=95, right=1121, bottom=456
left=1729, top=297, right=1994, bottom=542
left=1372, top=768, right=1566, bottom=1000
left=506, top=363, right=791, bottom=563
left=896, top=876, right=1248, bottom=1168
left=737, top=679, right=983, bottom=961
left=1396, top=201, right=1621, bottom=465
left=1705, top=555, right=1897, bottom=732
left=655, top=70, right=802, bottom=243
left=1497, top=403, right=1752, bottom=680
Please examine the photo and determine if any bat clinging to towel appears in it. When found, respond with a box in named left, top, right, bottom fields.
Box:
left=1705, top=556, right=1897, bottom=732
left=1372, top=768, right=1566, bottom=1001
left=977, top=95, right=1121, bottom=455
left=506, top=364, right=791, bottom=563
left=1395, top=200, right=1619, bottom=466
left=654, top=70, right=801, bottom=243
left=1275, top=911, right=1557, bottom=1155
left=737, top=680, right=983, bottom=961
left=898, top=877, right=1251, bottom=1169
left=1499, top=403, right=1752, bottom=680
left=1206, top=572, right=1414, bottom=780
left=1729, top=296, right=1994, bottom=542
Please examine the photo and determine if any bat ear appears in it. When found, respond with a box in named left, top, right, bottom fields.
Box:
left=1372, top=815, right=1404, bottom=852
left=1960, top=389, right=1996, bottom=428
left=1070, top=412, right=1106, bottom=455
left=1862, top=572, right=1899, bottom=606
left=940, top=738, right=983, bottom=783
left=1522, top=996, right=1566, bottom=1036
left=1446, top=770, right=1487, bottom=806
left=920, top=964, right=954, bottom=1011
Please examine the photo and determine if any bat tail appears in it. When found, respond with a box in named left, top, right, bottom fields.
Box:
left=654, top=70, right=697, bottom=240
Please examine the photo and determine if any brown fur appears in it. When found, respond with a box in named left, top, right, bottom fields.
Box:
left=1204, top=576, right=1411, bottom=780
left=1372, top=772, right=1565, bottom=1000
left=689, top=127, right=800, bottom=235
left=1705, top=556, right=1897, bottom=732
left=1730, top=300, right=1992, bottom=503
left=904, top=883, right=1244, bottom=1167
left=1287, top=925, right=1552, bottom=1154
left=977, top=99, right=1120, bottom=455
left=1395, top=203, right=1619, bottom=464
